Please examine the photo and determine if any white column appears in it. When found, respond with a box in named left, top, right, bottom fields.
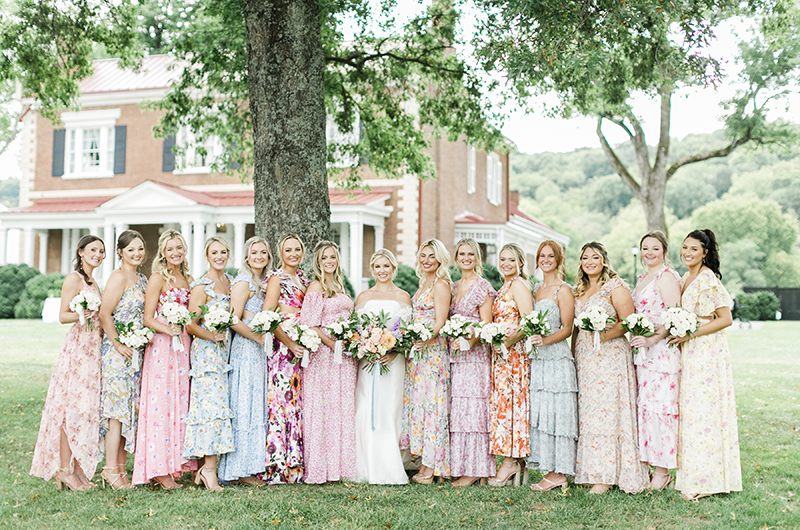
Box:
left=206, top=222, right=217, bottom=239
left=61, top=228, right=71, bottom=274
left=348, top=217, right=363, bottom=291
left=70, top=228, right=81, bottom=254
left=0, top=227, right=7, bottom=266
left=37, top=230, right=49, bottom=273
left=339, top=222, right=350, bottom=277
left=102, top=222, right=114, bottom=280
left=233, top=222, right=245, bottom=268
left=23, top=227, right=34, bottom=267
left=374, top=224, right=385, bottom=253
left=193, top=221, right=206, bottom=275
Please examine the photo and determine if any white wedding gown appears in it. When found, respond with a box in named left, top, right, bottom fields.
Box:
left=354, top=299, right=411, bottom=485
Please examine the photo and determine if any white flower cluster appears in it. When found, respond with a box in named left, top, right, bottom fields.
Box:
left=662, top=307, right=699, bottom=338
left=203, top=304, right=239, bottom=332
left=520, top=310, right=551, bottom=335
left=250, top=310, right=282, bottom=334
left=161, top=301, right=193, bottom=327
left=326, top=319, right=354, bottom=340
left=407, top=321, right=433, bottom=342
left=285, top=324, right=322, bottom=353
left=622, top=313, right=655, bottom=335
left=117, top=323, right=155, bottom=350
left=576, top=306, right=612, bottom=332
left=476, top=321, right=510, bottom=345
left=69, top=290, right=102, bottom=313
left=440, top=315, right=473, bottom=339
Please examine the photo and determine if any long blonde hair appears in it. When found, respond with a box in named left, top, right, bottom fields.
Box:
left=276, top=233, right=305, bottom=270
left=152, top=229, right=190, bottom=284
left=573, top=241, right=619, bottom=298
left=499, top=242, right=528, bottom=280
left=312, top=240, right=345, bottom=298
left=239, top=236, right=271, bottom=296
left=370, top=248, right=398, bottom=279
left=454, top=237, right=484, bottom=277
left=415, top=238, right=452, bottom=286
left=536, top=239, right=566, bottom=281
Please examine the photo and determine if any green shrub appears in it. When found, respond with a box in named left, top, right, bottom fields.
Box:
left=368, top=264, right=419, bottom=297
left=0, top=264, right=40, bottom=318
left=737, top=291, right=780, bottom=321
left=14, top=273, right=66, bottom=319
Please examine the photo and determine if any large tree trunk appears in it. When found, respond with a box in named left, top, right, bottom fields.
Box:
left=244, top=0, right=330, bottom=257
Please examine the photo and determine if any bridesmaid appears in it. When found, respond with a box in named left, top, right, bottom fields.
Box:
left=132, top=229, right=196, bottom=488
left=527, top=240, right=578, bottom=491
left=449, top=238, right=496, bottom=487
left=401, top=239, right=452, bottom=483
left=300, top=241, right=357, bottom=484
left=30, top=235, right=105, bottom=491
left=671, top=229, right=741, bottom=501
left=488, top=243, right=533, bottom=487
left=629, top=231, right=681, bottom=490
left=184, top=236, right=235, bottom=491
left=218, top=237, right=271, bottom=486
left=262, top=233, right=308, bottom=484
left=572, top=242, right=649, bottom=494
left=98, top=230, right=147, bottom=490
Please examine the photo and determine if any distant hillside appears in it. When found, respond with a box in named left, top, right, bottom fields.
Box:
left=0, top=178, right=18, bottom=208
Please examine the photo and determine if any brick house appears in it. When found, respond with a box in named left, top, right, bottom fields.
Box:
left=0, top=55, right=567, bottom=291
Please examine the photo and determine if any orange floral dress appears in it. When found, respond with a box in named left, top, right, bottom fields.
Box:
left=489, top=277, right=530, bottom=458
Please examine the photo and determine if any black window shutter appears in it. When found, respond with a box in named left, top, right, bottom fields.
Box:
left=52, top=129, right=66, bottom=176
left=162, top=134, right=176, bottom=172
left=113, top=125, right=126, bottom=174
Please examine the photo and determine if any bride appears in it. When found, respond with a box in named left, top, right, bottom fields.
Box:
left=354, top=249, right=412, bottom=484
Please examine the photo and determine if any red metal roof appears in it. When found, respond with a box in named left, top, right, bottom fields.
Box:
left=78, top=55, right=182, bottom=94
left=8, top=197, right=112, bottom=213
left=329, top=188, right=394, bottom=205
left=509, top=200, right=555, bottom=230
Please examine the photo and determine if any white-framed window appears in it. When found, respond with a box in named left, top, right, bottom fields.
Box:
left=326, top=115, right=360, bottom=168
left=486, top=152, right=503, bottom=206
left=467, top=146, right=476, bottom=194
left=173, top=127, right=222, bottom=174
left=60, top=109, right=120, bottom=179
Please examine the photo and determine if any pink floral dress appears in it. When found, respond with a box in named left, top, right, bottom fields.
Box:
left=676, top=269, right=741, bottom=496
left=489, top=278, right=530, bottom=459
left=30, top=276, right=103, bottom=482
left=573, top=278, right=649, bottom=493
left=299, top=291, right=357, bottom=484
left=263, top=268, right=307, bottom=484
left=449, top=277, right=496, bottom=478
left=132, top=283, right=196, bottom=484
left=401, top=281, right=451, bottom=477
left=633, top=267, right=681, bottom=469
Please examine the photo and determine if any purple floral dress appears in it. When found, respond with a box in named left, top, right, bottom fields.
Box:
left=263, top=268, right=307, bottom=484
left=448, top=277, right=496, bottom=478
left=299, top=291, right=357, bottom=484
left=633, top=267, right=681, bottom=469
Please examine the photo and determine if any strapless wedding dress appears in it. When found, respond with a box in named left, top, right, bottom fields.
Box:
left=354, top=299, right=411, bottom=484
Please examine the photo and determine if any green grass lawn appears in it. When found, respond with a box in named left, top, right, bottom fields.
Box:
left=0, top=320, right=798, bottom=529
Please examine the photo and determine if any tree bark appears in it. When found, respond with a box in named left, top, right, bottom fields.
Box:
left=243, top=0, right=330, bottom=257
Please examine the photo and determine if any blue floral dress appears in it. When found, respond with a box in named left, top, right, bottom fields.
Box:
left=183, top=276, right=235, bottom=459
left=100, top=273, right=147, bottom=454
left=218, top=273, right=267, bottom=481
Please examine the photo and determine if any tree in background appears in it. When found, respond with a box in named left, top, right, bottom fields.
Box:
left=475, top=0, right=800, bottom=233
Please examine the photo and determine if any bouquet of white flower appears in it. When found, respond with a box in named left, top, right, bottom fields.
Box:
left=249, top=308, right=283, bottom=354
left=285, top=324, right=322, bottom=367
left=160, top=301, right=196, bottom=352
left=476, top=321, right=511, bottom=359
left=575, top=305, right=616, bottom=349
left=199, top=303, right=239, bottom=333
left=440, top=314, right=475, bottom=352
left=620, top=313, right=656, bottom=355
left=519, top=310, right=551, bottom=356
left=661, top=306, right=699, bottom=338
left=69, top=290, right=102, bottom=331
left=115, top=321, right=155, bottom=371
left=398, top=320, right=434, bottom=360
left=325, top=312, right=359, bottom=364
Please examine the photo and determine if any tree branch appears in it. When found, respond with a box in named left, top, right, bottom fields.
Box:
left=666, top=131, right=753, bottom=180
left=597, top=117, right=641, bottom=197
left=325, top=45, right=463, bottom=75
left=652, top=85, right=672, bottom=178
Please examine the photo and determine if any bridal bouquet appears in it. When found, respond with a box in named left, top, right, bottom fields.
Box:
left=476, top=321, right=512, bottom=359
left=115, top=321, right=155, bottom=371
left=519, top=309, right=551, bottom=356
left=440, top=315, right=475, bottom=352
left=398, top=320, right=434, bottom=360
left=352, top=310, right=401, bottom=374
left=662, top=306, right=699, bottom=338
left=199, top=304, right=239, bottom=333
left=620, top=313, right=656, bottom=355
left=160, top=301, right=196, bottom=352
left=69, top=290, right=102, bottom=331
left=285, top=324, right=322, bottom=367
left=325, top=312, right=359, bottom=364
left=575, top=305, right=616, bottom=349
left=249, top=308, right=283, bottom=354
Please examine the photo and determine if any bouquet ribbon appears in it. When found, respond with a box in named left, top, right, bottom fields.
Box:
left=593, top=330, right=600, bottom=350
left=525, top=337, right=533, bottom=353
left=172, top=333, right=185, bottom=353
left=300, top=348, right=310, bottom=368
left=409, top=344, right=417, bottom=357
left=334, top=340, right=343, bottom=364
left=458, top=337, right=470, bottom=352
left=77, top=310, right=85, bottom=327
left=131, top=350, right=140, bottom=372
left=263, top=332, right=273, bottom=355
left=371, top=364, right=381, bottom=431
left=500, top=343, right=509, bottom=356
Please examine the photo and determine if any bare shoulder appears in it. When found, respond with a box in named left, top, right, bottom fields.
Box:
left=306, top=280, right=323, bottom=293
left=394, top=288, right=412, bottom=306
left=62, top=271, right=83, bottom=290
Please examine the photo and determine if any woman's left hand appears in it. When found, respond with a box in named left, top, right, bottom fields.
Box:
left=211, top=331, right=227, bottom=342
left=668, top=334, right=689, bottom=346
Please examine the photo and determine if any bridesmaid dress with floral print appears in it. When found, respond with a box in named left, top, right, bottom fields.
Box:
left=527, top=282, right=578, bottom=477
left=400, top=281, right=451, bottom=477
left=262, top=268, right=307, bottom=484
left=676, top=270, right=741, bottom=496
left=183, top=276, right=235, bottom=459
left=633, top=267, right=681, bottom=469
left=31, top=277, right=104, bottom=482
left=99, top=273, right=147, bottom=455
left=489, top=278, right=531, bottom=459
left=132, top=283, right=196, bottom=485
left=218, top=274, right=267, bottom=482
left=448, top=277, right=496, bottom=478
left=299, top=291, right=357, bottom=484
left=573, top=278, right=649, bottom=493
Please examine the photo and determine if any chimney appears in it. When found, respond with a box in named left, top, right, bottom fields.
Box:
left=510, top=190, right=520, bottom=205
